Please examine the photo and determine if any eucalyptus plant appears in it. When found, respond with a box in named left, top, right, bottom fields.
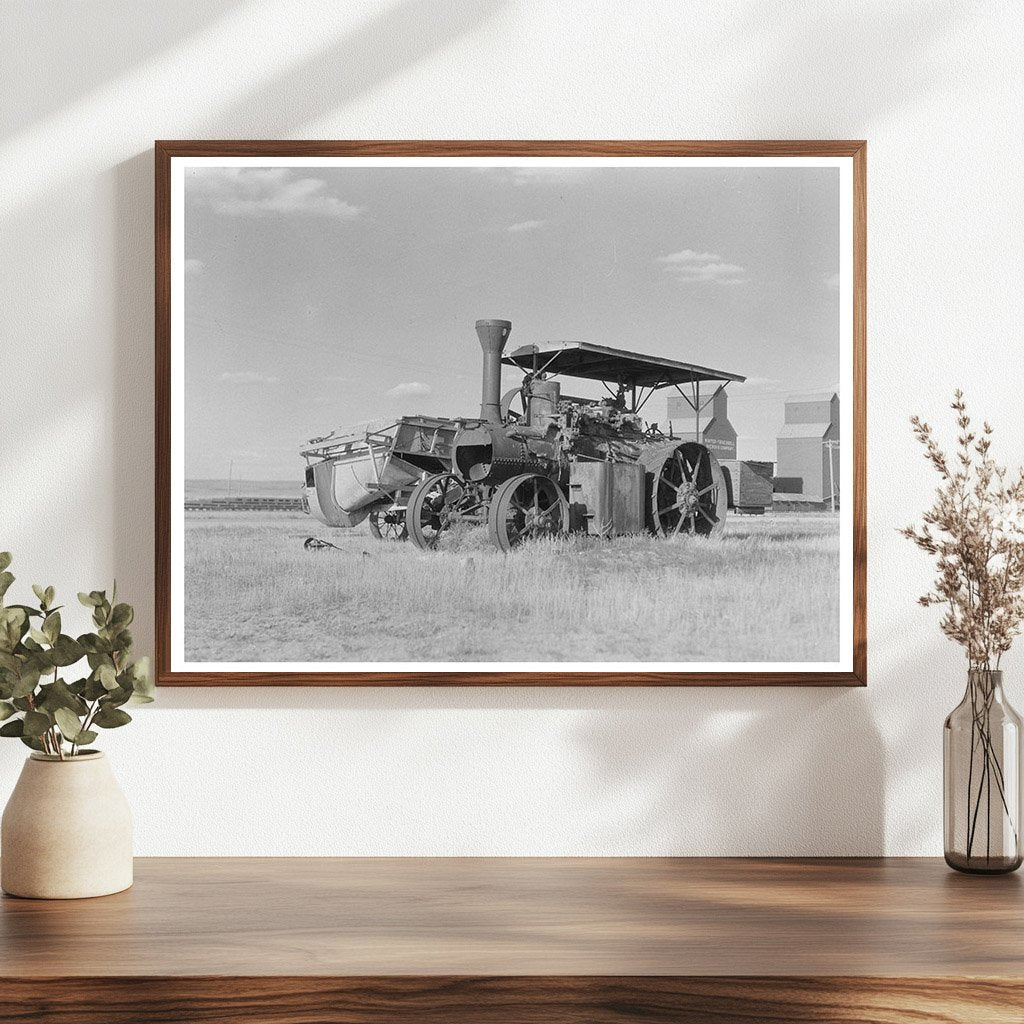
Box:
left=0, top=552, right=153, bottom=759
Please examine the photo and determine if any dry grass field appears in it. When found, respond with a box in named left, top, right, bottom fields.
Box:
left=183, top=510, right=840, bottom=664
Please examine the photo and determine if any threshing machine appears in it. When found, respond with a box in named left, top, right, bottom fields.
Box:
left=302, top=318, right=749, bottom=552
left=300, top=415, right=459, bottom=540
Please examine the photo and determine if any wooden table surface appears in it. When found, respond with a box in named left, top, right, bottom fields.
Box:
left=2, top=857, right=1023, bottom=1022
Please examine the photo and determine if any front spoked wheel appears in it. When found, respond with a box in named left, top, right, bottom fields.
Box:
left=406, top=473, right=488, bottom=550
left=368, top=502, right=409, bottom=541
left=487, top=473, right=569, bottom=553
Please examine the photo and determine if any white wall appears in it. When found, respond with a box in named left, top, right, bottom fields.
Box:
left=2, top=0, right=1022, bottom=855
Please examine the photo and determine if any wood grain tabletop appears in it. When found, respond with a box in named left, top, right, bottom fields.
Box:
left=2, top=856, right=1022, bottom=977
left=3, top=857, right=1023, bottom=1023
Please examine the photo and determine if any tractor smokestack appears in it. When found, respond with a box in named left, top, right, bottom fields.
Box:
left=475, top=318, right=512, bottom=423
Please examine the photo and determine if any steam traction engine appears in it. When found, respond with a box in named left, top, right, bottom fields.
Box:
left=301, top=317, right=748, bottom=552
left=402, top=319, right=746, bottom=551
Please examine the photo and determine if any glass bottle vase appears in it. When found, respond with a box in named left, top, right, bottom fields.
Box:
left=944, top=669, right=1023, bottom=873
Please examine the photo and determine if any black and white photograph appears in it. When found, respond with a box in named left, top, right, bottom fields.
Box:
left=160, top=145, right=862, bottom=683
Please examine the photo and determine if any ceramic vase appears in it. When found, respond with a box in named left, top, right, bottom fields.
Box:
left=1, top=751, right=133, bottom=898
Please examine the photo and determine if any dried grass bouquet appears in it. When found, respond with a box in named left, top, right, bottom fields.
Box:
left=902, top=391, right=1024, bottom=671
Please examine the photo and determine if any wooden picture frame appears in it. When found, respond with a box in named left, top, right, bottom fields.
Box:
left=156, top=140, right=866, bottom=686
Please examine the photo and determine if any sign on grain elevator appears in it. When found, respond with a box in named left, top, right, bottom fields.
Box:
left=666, top=388, right=737, bottom=459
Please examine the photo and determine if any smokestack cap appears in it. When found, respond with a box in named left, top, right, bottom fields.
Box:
left=475, top=319, right=512, bottom=424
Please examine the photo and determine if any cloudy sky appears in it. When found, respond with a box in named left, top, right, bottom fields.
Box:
left=183, top=163, right=840, bottom=479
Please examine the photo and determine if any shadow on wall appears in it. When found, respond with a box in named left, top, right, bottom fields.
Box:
left=571, top=687, right=885, bottom=855
left=112, top=151, right=156, bottom=656
left=145, top=682, right=886, bottom=856
left=209, top=0, right=508, bottom=137
left=878, top=630, right=972, bottom=856
left=0, top=1, right=242, bottom=138
left=731, top=1, right=974, bottom=134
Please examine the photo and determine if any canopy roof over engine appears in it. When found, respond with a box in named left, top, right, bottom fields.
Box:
left=502, top=342, right=745, bottom=389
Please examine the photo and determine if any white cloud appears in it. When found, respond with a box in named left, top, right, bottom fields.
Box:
left=187, top=168, right=361, bottom=220
left=386, top=381, right=431, bottom=399
left=184, top=257, right=205, bottom=276
left=660, top=249, right=721, bottom=264
left=220, top=371, right=278, bottom=385
left=823, top=271, right=841, bottom=291
left=657, top=249, right=746, bottom=284
left=507, top=219, right=546, bottom=234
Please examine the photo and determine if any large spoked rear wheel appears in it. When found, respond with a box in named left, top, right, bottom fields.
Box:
left=406, top=472, right=487, bottom=550
left=368, top=503, right=408, bottom=542
left=487, top=473, right=569, bottom=553
left=642, top=442, right=726, bottom=538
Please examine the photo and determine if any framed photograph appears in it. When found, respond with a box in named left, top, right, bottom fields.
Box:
left=156, top=141, right=865, bottom=686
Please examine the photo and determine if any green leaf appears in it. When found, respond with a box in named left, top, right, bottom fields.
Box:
left=42, top=611, right=60, bottom=644
left=53, top=707, right=85, bottom=741
left=49, top=635, right=85, bottom=668
left=36, top=678, right=88, bottom=716
left=11, top=665, right=41, bottom=699
left=104, top=684, right=132, bottom=708
left=75, top=730, right=98, bottom=746
left=8, top=604, right=42, bottom=619
left=0, top=700, right=15, bottom=721
left=93, top=705, right=132, bottom=729
left=82, top=636, right=112, bottom=656
left=1, top=606, right=26, bottom=627
left=110, top=603, right=134, bottom=629
left=0, top=606, right=27, bottom=651
left=98, top=663, right=118, bottom=690
left=83, top=675, right=108, bottom=701
left=19, top=734, right=45, bottom=752
left=32, top=584, right=46, bottom=605
left=0, top=571, right=14, bottom=601
left=0, top=552, right=11, bottom=573
left=78, top=591, right=100, bottom=608
left=28, top=627, right=49, bottom=646
left=44, top=586, right=55, bottom=608
left=0, top=718, right=24, bottom=737
left=22, top=710, right=51, bottom=738
left=128, top=656, right=155, bottom=701
left=129, top=655, right=151, bottom=678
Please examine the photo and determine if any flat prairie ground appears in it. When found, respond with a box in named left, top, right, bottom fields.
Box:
left=183, top=511, right=840, bottom=664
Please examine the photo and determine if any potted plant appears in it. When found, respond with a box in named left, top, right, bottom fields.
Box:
left=0, top=552, right=153, bottom=898
left=903, top=392, right=1024, bottom=873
